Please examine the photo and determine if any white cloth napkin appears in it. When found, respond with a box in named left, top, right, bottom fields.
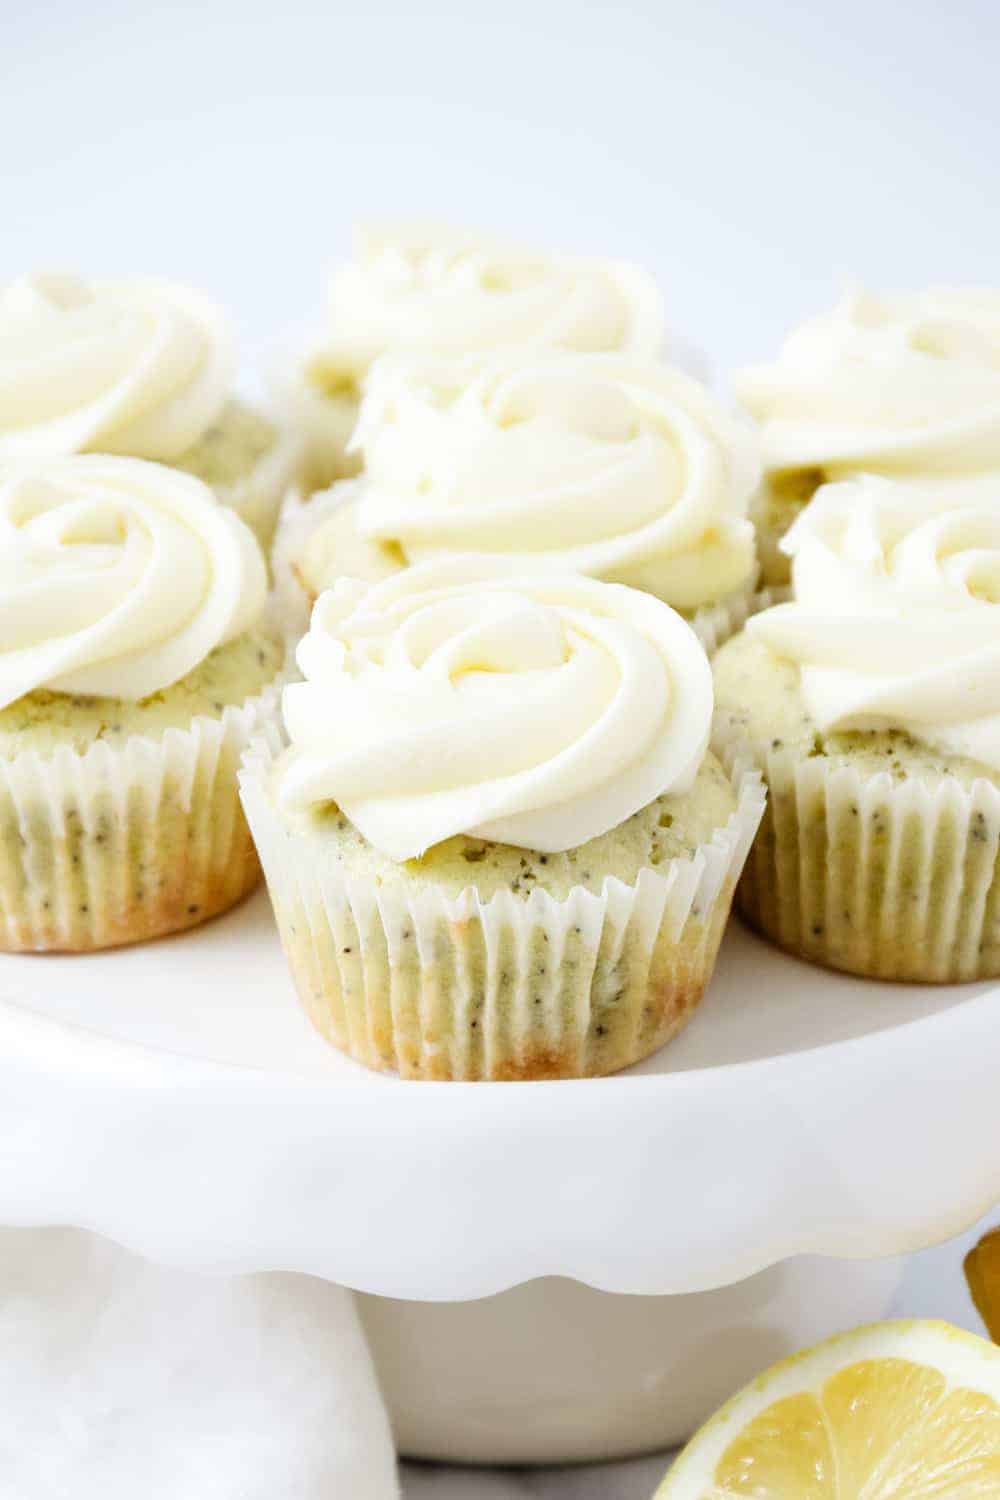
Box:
left=0, top=1228, right=399, bottom=1500
left=0, top=1225, right=676, bottom=1499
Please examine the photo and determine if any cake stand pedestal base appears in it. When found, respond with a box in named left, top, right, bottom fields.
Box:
left=359, top=1255, right=905, bottom=1464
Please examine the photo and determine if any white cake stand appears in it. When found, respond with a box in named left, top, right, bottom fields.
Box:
left=1, top=889, right=998, bottom=1463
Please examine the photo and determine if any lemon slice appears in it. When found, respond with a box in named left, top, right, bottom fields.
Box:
left=656, top=1320, right=1000, bottom=1499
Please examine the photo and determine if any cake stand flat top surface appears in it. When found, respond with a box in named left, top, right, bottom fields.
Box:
left=1, top=890, right=997, bottom=1300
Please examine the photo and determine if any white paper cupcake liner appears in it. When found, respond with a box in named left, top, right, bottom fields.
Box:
left=215, top=426, right=302, bottom=550
left=713, top=709, right=1000, bottom=982
left=239, top=736, right=765, bottom=1080
left=0, top=641, right=294, bottom=954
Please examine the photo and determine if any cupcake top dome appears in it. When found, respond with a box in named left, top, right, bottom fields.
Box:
left=279, top=557, right=713, bottom=860
left=0, top=454, right=266, bottom=707
left=313, top=223, right=667, bottom=377
left=748, top=473, right=1000, bottom=768
left=0, top=272, right=234, bottom=463
left=738, top=286, right=1000, bottom=479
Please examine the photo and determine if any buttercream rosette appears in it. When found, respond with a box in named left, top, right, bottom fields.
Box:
left=241, top=557, right=764, bottom=1079
left=0, top=273, right=297, bottom=544
left=275, top=350, right=763, bottom=652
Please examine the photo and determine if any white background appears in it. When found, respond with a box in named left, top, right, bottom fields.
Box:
left=4, top=1, right=999, bottom=1493
left=5, top=0, right=1000, bottom=369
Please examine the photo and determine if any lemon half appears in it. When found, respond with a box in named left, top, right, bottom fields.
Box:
left=656, top=1320, right=1000, bottom=1499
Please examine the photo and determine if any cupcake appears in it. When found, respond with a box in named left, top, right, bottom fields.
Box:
left=276, top=352, right=763, bottom=654
left=240, top=557, right=764, bottom=1080
left=713, top=473, right=1000, bottom=982
left=737, top=286, right=1000, bottom=582
left=0, top=273, right=297, bottom=546
left=282, top=223, right=669, bottom=492
left=0, top=455, right=289, bottom=952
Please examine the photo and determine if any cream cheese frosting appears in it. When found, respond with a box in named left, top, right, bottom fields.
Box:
left=738, top=286, right=1000, bottom=478
left=309, top=353, right=759, bottom=608
left=0, top=455, right=266, bottom=707
left=279, top=557, right=713, bottom=859
left=313, top=223, right=666, bottom=379
left=0, top=273, right=233, bottom=463
left=748, top=474, right=1000, bottom=768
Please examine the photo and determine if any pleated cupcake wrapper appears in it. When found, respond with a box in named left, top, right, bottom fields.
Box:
left=0, top=648, right=293, bottom=954
left=689, top=580, right=789, bottom=657
left=274, top=487, right=782, bottom=659
left=215, top=426, right=302, bottom=550
left=713, top=710, right=1000, bottom=982
left=240, top=734, right=765, bottom=1080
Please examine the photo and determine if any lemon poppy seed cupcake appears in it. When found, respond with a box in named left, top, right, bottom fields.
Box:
left=282, top=222, right=670, bottom=493
left=275, top=351, right=765, bottom=654
left=713, top=474, right=1000, bottom=982
left=0, top=273, right=298, bottom=546
left=737, top=286, right=1000, bottom=582
left=0, top=455, right=289, bottom=952
left=240, top=557, right=764, bottom=1080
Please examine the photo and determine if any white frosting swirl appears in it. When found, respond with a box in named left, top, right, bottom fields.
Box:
left=341, top=352, right=758, bottom=608
left=0, top=273, right=233, bottom=463
left=748, top=475, right=1000, bottom=767
left=280, top=557, right=712, bottom=859
left=316, top=224, right=666, bottom=376
left=0, top=456, right=266, bottom=707
left=738, top=287, right=1000, bottom=477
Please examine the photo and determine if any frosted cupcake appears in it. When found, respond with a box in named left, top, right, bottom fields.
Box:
left=0, top=273, right=297, bottom=546
left=276, top=352, right=763, bottom=653
left=737, top=287, right=1000, bottom=582
left=283, top=223, right=669, bottom=492
left=0, top=455, right=288, bottom=952
left=240, top=558, right=764, bottom=1080
left=713, top=474, right=1000, bottom=982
